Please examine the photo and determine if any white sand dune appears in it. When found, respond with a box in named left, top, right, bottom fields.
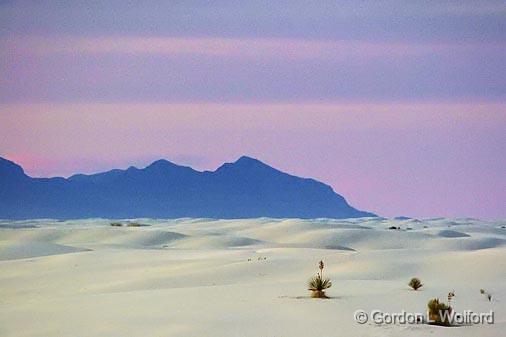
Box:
left=0, top=217, right=505, bottom=336
left=0, top=241, right=90, bottom=260
left=434, top=229, right=471, bottom=238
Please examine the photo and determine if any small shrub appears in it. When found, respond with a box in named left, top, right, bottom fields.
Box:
left=308, top=260, right=332, bottom=298
left=408, top=277, right=423, bottom=290
left=427, top=298, right=452, bottom=326
left=111, top=222, right=149, bottom=227
left=481, top=289, right=492, bottom=301
left=308, top=275, right=332, bottom=298
left=126, top=222, right=149, bottom=227
left=447, top=291, right=455, bottom=306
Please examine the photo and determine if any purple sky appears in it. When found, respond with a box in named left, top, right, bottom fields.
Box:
left=0, top=1, right=505, bottom=218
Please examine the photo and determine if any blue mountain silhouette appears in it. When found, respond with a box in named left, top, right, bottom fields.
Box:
left=0, top=156, right=376, bottom=219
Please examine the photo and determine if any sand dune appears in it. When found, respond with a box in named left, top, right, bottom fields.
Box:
left=0, top=242, right=89, bottom=260
left=0, top=217, right=505, bottom=336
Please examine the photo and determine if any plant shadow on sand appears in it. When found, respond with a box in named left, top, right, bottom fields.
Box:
left=278, top=295, right=346, bottom=300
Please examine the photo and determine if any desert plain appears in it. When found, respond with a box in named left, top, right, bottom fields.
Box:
left=0, top=217, right=505, bottom=337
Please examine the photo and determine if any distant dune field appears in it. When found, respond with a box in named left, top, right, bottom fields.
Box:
left=1, top=217, right=505, bottom=337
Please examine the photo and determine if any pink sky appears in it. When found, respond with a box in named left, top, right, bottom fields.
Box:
left=1, top=102, right=504, bottom=219
left=1, top=1, right=505, bottom=219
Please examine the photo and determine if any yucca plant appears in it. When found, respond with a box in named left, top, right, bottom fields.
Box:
left=408, top=277, right=423, bottom=290
left=308, top=275, right=332, bottom=298
left=427, top=298, right=452, bottom=326
left=308, top=260, right=332, bottom=298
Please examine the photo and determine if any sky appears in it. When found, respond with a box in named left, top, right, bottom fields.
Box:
left=0, top=1, right=505, bottom=219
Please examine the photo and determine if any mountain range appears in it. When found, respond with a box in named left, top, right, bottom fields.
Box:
left=0, top=156, right=375, bottom=219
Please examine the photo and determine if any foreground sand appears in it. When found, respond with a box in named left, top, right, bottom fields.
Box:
left=1, top=217, right=505, bottom=337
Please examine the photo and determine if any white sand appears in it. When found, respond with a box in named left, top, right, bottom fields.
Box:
left=0, top=217, right=505, bottom=336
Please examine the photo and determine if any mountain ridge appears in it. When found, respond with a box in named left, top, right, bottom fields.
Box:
left=0, top=155, right=376, bottom=219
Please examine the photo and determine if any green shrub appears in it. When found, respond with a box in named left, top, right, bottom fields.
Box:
left=308, top=260, right=332, bottom=298
left=427, top=298, right=452, bottom=326
left=408, top=277, right=423, bottom=290
left=308, top=275, right=332, bottom=298
left=126, top=222, right=149, bottom=227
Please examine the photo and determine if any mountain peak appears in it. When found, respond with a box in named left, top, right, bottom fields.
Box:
left=215, top=156, right=273, bottom=173
left=145, top=159, right=178, bottom=170
left=0, top=156, right=26, bottom=179
left=234, top=156, right=266, bottom=166
left=144, top=159, right=197, bottom=176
